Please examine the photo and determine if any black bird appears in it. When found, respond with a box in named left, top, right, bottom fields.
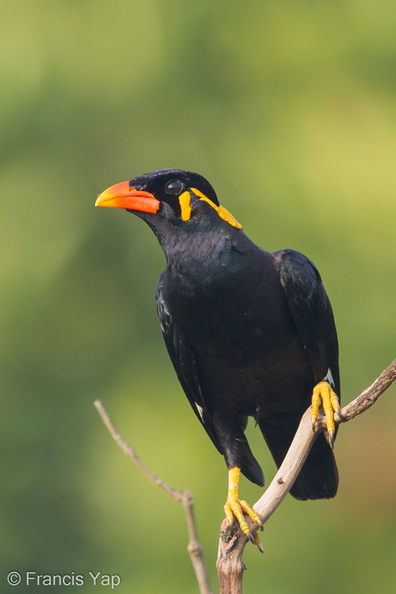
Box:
left=96, top=169, right=341, bottom=543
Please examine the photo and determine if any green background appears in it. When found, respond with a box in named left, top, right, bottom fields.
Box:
left=1, top=1, right=395, bottom=592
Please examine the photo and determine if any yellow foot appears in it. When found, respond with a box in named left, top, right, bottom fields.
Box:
left=224, top=467, right=263, bottom=551
left=311, top=380, right=342, bottom=447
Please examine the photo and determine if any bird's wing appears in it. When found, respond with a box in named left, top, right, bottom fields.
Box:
left=156, top=279, right=223, bottom=453
left=273, top=249, right=340, bottom=395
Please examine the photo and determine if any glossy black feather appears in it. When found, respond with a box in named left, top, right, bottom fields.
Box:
left=126, top=170, right=340, bottom=498
left=274, top=249, right=340, bottom=395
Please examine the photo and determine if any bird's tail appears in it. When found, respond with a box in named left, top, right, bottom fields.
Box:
left=259, top=415, right=338, bottom=499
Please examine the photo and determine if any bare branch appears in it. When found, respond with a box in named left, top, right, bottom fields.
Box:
left=217, top=359, right=396, bottom=593
left=94, top=400, right=214, bottom=594
left=94, top=360, right=395, bottom=593
left=319, top=359, right=396, bottom=426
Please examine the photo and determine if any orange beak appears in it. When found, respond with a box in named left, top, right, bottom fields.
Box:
left=95, top=181, right=160, bottom=213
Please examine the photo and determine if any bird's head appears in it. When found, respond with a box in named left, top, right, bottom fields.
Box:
left=95, top=169, right=242, bottom=230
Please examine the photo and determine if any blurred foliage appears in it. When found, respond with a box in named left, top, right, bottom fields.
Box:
left=1, top=1, right=395, bottom=592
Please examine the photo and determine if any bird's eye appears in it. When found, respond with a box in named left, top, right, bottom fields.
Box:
left=165, top=179, right=184, bottom=195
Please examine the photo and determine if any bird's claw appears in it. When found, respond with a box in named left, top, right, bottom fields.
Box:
left=224, top=495, right=263, bottom=535
left=224, top=497, right=263, bottom=552
left=224, top=467, right=263, bottom=550
left=253, top=531, right=264, bottom=552
left=311, top=381, right=341, bottom=447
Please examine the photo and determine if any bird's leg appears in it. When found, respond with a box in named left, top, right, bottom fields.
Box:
left=311, top=381, right=342, bottom=447
left=224, top=467, right=263, bottom=550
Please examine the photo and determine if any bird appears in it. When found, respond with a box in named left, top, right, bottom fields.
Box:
left=95, top=168, right=341, bottom=547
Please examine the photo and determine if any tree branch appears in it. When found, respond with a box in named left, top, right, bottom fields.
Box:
left=94, top=360, right=395, bottom=594
left=94, top=400, right=214, bottom=594
left=216, top=359, right=396, bottom=593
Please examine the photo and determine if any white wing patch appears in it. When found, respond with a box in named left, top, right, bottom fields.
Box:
left=323, top=367, right=335, bottom=388
left=195, top=403, right=205, bottom=422
left=157, top=292, right=170, bottom=332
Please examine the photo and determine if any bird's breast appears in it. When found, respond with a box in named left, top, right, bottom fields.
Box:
left=161, top=262, right=312, bottom=415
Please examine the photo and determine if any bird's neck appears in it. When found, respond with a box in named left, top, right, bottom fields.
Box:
left=163, top=229, right=261, bottom=296
left=167, top=228, right=232, bottom=276
left=141, top=213, right=263, bottom=289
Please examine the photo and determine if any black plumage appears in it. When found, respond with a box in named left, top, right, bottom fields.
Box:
left=96, top=169, right=340, bottom=521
